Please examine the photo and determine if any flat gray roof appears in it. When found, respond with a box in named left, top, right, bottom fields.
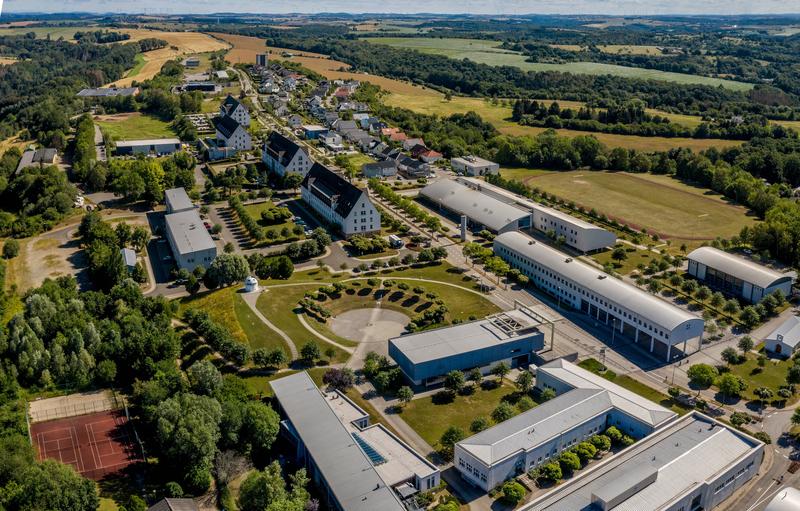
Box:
left=164, top=187, right=194, bottom=213
left=390, top=308, right=542, bottom=365
left=420, top=179, right=529, bottom=232
left=270, top=372, right=404, bottom=511
left=457, top=177, right=608, bottom=233
left=116, top=138, right=181, bottom=148
left=525, top=412, right=763, bottom=511
left=495, top=231, right=701, bottom=333
left=688, top=246, right=795, bottom=289
left=165, top=210, right=216, bottom=255
left=452, top=155, right=497, bottom=168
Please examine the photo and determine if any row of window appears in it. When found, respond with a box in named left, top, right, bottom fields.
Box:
left=458, top=459, right=488, bottom=483
left=496, top=246, right=670, bottom=340
left=713, top=462, right=754, bottom=494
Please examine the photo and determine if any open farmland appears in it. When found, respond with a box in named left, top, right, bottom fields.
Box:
left=109, top=29, right=229, bottom=87
left=501, top=169, right=758, bottom=242
left=383, top=91, right=742, bottom=152
left=0, top=26, right=87, bottom=40
left=211, top=32, right=437, bottom=95
left=362, top=37, right=754, bottom=91
left=552, top=44, right=668, bottom=56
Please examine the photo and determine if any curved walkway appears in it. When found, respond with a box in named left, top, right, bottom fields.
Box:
left=240, top=290, right=299, bottom=358
left=296, top=313, right=355, bottom=353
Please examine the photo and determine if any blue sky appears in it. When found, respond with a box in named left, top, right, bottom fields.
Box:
left=3, top=0, right=799, bottom=15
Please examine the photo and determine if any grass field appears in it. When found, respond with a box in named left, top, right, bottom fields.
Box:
left=0, top=133, right=32, bottom=154
left=0, top=57, right=18, bottom=65
left=552, top=44, right=667, bottom=56
left=400, top=380, right=521, bottom=447
left=725, top=352, right=795, bottom=404
left=363, top=37, right=753, bottom=91
left=95, top=112, right=175, bottom=141
left=108, top=29, right=229, bottom=87
left=592, top=244, right=659, bottom=275
left=0, top=26, right=86, bottom=40
left=501, top=169, right=758, bottom=242
left=383, top=92, right=742, bottom=152
left=124, top=53, right=146, bottom=78
left=242, top=201, right=305, bottom=245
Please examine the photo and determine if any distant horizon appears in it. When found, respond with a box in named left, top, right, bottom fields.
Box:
left=3, top=0, right=800, bottom=17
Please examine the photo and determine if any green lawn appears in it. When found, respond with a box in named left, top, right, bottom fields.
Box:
left=96, top=113, right=176, bottom=141
left=242, top=200, right=305, bottom=245
left=591, top=245, right=659, bottom=275
left=501, top=170, right=758, bottom=244
left=578, top=358, right=690, bottom=415
left=363, top=37, right=753, bottom=91
left=125, top=53, right=146, bottom=78
left=725, top=352, right=795, bottom=403
left=400, top=381, right=523, bottom=447
left=0, top=26, right=85, bottom=40
left=342, top=152, right=376, bottom=169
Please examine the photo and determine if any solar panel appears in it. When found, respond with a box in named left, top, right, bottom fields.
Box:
left=352, top=433, right=387, bottom=466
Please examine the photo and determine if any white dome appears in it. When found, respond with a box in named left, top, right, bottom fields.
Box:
left=243, top=276, right=259, bottom=292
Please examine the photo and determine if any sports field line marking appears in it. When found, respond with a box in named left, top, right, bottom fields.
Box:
left=36, top=432, right=45, bottom=460
left=86, top=423, right=101, bottom=470
left=87, top=418, right=121, bottom=457
left=71, top=426, right=85, bottom=473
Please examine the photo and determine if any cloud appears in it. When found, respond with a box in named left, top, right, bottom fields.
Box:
left=3, top=0, right=799, bottom=15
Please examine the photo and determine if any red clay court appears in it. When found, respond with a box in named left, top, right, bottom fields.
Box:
left=30, top=409, right=143, bottom=480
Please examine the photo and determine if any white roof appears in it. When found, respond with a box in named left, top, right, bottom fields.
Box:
left=215, top=70, right=230, bottom=79
left=495, top=231, right=701, bottom=333
left=765, top=488, right=800, bottom=511
left=420, top=179, right=529, bottom=232
left=767, top=316, right=800, bottom=349
left=688, top=246, right=795, bottom=289
left=121, top=248, right=137, bottom=267
left=526, top=412, right=763, bottom=511
left=269, top=372, right=407, bottom=511
left=390, top=308, right=542, bottom=365
left=458, top=359, right=676, bottom=466
left=165, top=210, right=216, bottom=255
left=537, top=359, right=677, bottom=427
left=452, top=155, right=497, bottom=168
left=457, top=177, right=606, bottom=232
left=116, top=138, right=181, bottom=147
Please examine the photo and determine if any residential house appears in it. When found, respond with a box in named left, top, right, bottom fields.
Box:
left=301, top=163, right=381, bottom=237
left=362, top=160, right=398, bottom=179
left=16, top=148, right=58, bottom=172
left=302, top=125, right=328, bottom=140
left=263, top=131, right=312, bottom=177
left=321, top=132, right=345, bottom=153
left=220, top=95, right=250, bottom=127
left=390, top=132, right=409, bottom=143
left=323, top=111, right=340, bottom=127
left=287, top=114, right=304, bottom=129
left=398, top=156, right=430, bottom=177
left=368, top=120, right=388, bottom=134
left=213, top=116, right=252, bottom=151
left=334, top=119, right=358, bottom=133
left=403, top=138, right=425, bottom=151
left=147, top=498, right=199, bottom=511
left=419, top=148, right=443, bottom=164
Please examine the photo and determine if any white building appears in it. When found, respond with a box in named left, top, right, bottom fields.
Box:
left=525, top=411, right=764, bottom=511
left=164, top=187, right=194, bottom=214
left=301, top=163, right=380, bottom=237
left=457, top=177, right=616, bottom=252
left=451, top=155, right=499, bottom=176
left=455, top=359, right=676, bottom=491
left=687, top=246, right=795, bottom=303
left=115, top=138, right=181, bottom=157
left=164, top=209, right=217, bottom=271
left=494, top=231, right=705, bottom=361
left=271, top=371, right=439, bottom=511
left=764, top=315, right=800, bottom=357
left=214, top=116, right=252, bottom=151
left=420, top=179, right=531, bottom=233
left=263, top=131, right=311, bottom=177
left=219, top=95, right=250, bottom=127
left=321, top=132, right=345, bottom=153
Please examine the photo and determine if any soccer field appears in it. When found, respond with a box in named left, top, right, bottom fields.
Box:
left=501, top=169, right=759, bottom=241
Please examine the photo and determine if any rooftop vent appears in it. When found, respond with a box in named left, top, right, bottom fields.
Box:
left=597, top=275, right=607, bottom=280
left=528, top=240, right=535, bottom=245
left=565, top=258, right=573, bottom=263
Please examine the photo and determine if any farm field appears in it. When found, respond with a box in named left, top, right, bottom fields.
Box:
left=0, top=133, right=32, bottom=154
left=0, top=57, right=18, bottom=65
left=0, top=26, right=86, bottom=40
left=501, top=169, right=758, bottom=242
left=552, top=44, right=667, bottom=56
left=110, top=29, right=229, bottom=86
left=362, top=37, right=754, bottom=91
left=383, top=91, right=742, bottom=152
left=210, top=32, right=437, bottom=96
left=95, top=112, right=176, bottom=140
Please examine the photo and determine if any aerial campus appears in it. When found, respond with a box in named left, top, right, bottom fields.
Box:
left=6, top=4, right=800, bottom=511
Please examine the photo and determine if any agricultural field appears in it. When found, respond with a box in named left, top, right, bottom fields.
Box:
left=552, top=44, right=668, bottom=56
left=0, top=26, right=87, bottom=40
left=362, top=37, right=754, bottom=91
left=110, top=29, right=229, bottom=86
left=210, top=32, right=435, bottom=95
left=0, top=133, right=32, bottom=154
left=0, top=57, right=18, bottom=65
left=501, top=169, right=758, bottom=242
left=383, top=91, right=742, bottom=152
left=95, top=112, right=176, bottom=141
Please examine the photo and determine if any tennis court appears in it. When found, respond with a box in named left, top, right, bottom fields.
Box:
left=31, top=409, right=143, bottom=480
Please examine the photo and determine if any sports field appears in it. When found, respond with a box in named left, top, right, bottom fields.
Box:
left=383, top=92, right=742, bottom=152
left=502, top=169, right=758, bottom=241
left=95, top=113, right=176, bottom=140
left=362, top=37, right=754, bottom=91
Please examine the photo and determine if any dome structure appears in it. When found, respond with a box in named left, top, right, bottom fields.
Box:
left=244, top=276, right=259, bottom=293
